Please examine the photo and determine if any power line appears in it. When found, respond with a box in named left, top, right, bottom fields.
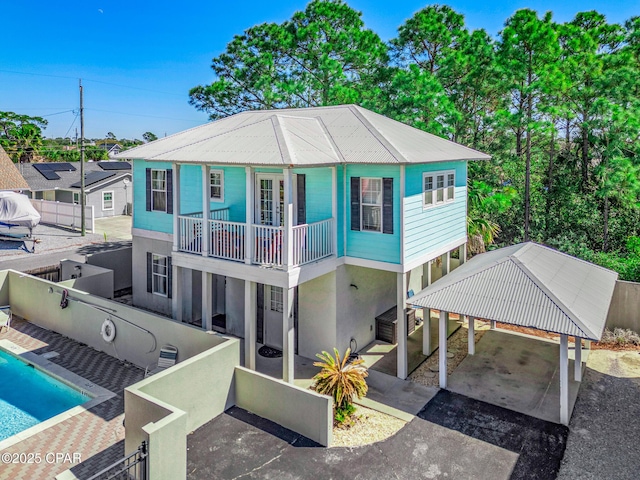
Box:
left=0, top=68, right=186, bottom=97
left=85, top=107, right=203, bottom=123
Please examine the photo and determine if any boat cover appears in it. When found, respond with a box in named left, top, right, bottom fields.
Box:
left=0, top=192, right=41, bottom=229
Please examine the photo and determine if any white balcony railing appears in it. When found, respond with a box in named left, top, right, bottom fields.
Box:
left=178, top=215, right=334, bottom=268
left=292, top=218, right=334, bottom=266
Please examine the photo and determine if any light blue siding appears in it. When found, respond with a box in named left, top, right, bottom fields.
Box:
left=179, top=165, right=247, bottom=222
left=337, top=165, right=345, bottom=257
left=132, top=159, right=173, bottom=234
left=346, top=165, right=401, bottom=264
left=404, top=162, right=467, bottom=263
left=293, top=167, right=332, bottom=224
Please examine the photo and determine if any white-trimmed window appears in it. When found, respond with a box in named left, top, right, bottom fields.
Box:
left=270, top=286, right=283, bottom=312
left=210, top=170, right=224, bottom=201
left=152, top=254, right=168, bottom=296
left=151, top=169, right=167, bottom=212
left=102, top=191, right=114, bottom=210
left=423, top=171, right=455, bottom=208
left=361, top=178, right=382, bottom=232
left=73, top=192, right=80, bottom=204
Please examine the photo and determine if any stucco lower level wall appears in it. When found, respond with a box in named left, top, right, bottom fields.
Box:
left=606, top=280, right=640, bottom=332
left=335, top=265, right=396, bottom=354
left=298, top=271, right=337, bottom=359
left=132, top=234, right=173, bottom=316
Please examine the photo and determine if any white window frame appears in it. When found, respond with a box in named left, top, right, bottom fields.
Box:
left=152, top=254, right=168, bottom=297
left=360, top=177, right=383, bottom=233
left=423, top=170, right=455, bottom=209
left=210, top=169, right=224, bottom=202
left=151, top=169, right=167, bottom=212
left=73, top=192, right=80, bottom=204
left=270, top=286, right=283, bottom=312
left=102, top=190, right=114, bottom=211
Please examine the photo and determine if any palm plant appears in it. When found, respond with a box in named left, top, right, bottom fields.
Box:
left=312, top=348, right=368, bottom=419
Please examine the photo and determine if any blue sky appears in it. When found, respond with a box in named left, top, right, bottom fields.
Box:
left=1, top=1, right=637, bottom=140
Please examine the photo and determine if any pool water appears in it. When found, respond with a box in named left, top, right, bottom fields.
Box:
left=0, top=350, right=89, bottom=441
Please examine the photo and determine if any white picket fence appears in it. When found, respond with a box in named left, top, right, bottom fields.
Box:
left=30, top=199, right=95, bottom=233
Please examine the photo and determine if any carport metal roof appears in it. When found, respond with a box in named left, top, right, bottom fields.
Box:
left=409, top=243, right=618, bottom=341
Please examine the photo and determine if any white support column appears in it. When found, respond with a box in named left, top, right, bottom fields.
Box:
left=172, top=265, right=182, bottom=322
left=283, top=168, right=294, bottom=270
left=422, top=261, right=432, bottom=289
left=283, top=287, right=295, bottom=383
left=245, top=167, right=254, bottom=265
left=397, top=273, right=408, bottom=379
left=422, top=308, right=431, bottom=355
left=202, top=272, right=212, bottom=331
left=574, top=337, right=582, bottom=381
left=439, top=311, right=448, bottom=388
left=331, top=166, right=338, bottom=257
left=467, top=316, right=475, bottom=355
left=201, top=165, right=210, bottom=257
left=585, top=339, right=591, bottom=350
left=490, top=320, right=497, bottom=330
left=244, top=280, right=256, bottom=370
left=442, top=252, right=450, bottom=276
left=560, top=334, right=569, bottom=425
left=172, top=164, right=181, bottom=252
left=459, top=243, right=467, bottom=265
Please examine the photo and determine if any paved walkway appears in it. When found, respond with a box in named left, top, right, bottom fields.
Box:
left=0, top=319, right=143, bottom=480
left=187, top=391, right=568, bottom=480
left=558, top=350, right=640, bottom=479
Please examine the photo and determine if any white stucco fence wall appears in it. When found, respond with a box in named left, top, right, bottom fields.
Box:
left=3, top=270, right=225, bottom=368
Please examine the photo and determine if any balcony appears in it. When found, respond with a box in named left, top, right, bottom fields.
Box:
left=177, top=208, right=334, bottom=268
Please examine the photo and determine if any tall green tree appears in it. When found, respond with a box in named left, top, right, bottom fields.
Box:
left=0, top=111, right=48, bottom=162
left=496, top=9, right=562, bottom=241
left=189, top=0, right=387, bottom=119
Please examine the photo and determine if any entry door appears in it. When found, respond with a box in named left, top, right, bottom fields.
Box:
left=264, top=285, right=284, bottom=349
left=256, top=174, right=284, bottom=226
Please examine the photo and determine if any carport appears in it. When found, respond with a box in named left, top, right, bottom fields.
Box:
left=409, top=242, right=618, bottom=425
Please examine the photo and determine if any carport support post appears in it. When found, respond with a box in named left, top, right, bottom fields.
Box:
left=283, top=287, right=295, bottom=383
left=422, top=308, right=431, bottom=355
left=439, top=311, right=447, bottom=388
left=467, top=316, right=475, bottom=355
left=490, top=320, right=496, bottom=330
left=244, top=280, right=256, bottom=370
left=397, top=272, right=408, bottom=379
left=560, top=334, right=569, bottom=425
left=574, top=337, right=582, bottom=382
left=172, top=265, right=182, bottom=322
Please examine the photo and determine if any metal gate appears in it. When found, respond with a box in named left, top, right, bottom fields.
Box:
left=86, top=441, right=148, bottom=480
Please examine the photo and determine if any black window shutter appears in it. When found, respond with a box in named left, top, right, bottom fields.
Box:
left=294, top=286, right=299, bottom=355
left=167, top=256, right=173, bottom=299
left=145, top=169, right=152, bottom=211
left=166, top=169, right=173, bottom=214
left=146, top=252, right=153, bottom=293
left=256, top=284, right=264, bottom=344
left=350, top=177, right=361, bottom=231
left=296, top=174, right=306, bottom=225
left=383, top=177, right=394, bottom=235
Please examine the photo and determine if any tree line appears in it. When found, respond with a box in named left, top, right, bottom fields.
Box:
left=0, top=111, right=155, bottom=163
left=189, top=1, right=640, bottom=280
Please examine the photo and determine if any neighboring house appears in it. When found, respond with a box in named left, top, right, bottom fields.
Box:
left=0, top=145, right=29, bottom=191
left=117, top=105, right=490, bottom=381
left=100, top=142, right=123, bottom=158
left=21, top=160, right=132, bottom=218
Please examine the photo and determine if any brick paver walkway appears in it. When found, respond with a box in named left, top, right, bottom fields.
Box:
left=0, top=318, right=143, bottom=479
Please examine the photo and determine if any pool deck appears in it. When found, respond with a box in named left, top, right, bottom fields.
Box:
left=0, top=318, right=143, bottom=480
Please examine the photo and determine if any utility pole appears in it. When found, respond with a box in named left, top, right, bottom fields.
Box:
left=80, top=80, right=86, bottom=236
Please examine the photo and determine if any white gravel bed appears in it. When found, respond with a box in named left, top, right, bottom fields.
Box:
left=331, top=405, right=406, bottom=448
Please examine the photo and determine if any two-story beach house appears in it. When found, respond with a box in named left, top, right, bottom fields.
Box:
left=117, top=105, right=490, bottom=381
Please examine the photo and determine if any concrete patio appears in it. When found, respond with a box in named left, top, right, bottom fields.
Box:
left=447, top=329, right=584, bottom=424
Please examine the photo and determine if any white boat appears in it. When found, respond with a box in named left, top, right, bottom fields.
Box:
left=0, top=192, right=40, bottom=249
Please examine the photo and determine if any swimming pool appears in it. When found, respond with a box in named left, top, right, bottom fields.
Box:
left=0, top=349, right=90, bottom=441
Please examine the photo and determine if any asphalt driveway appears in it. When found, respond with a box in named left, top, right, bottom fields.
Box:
left=187, top=391, right=568, bottom=480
